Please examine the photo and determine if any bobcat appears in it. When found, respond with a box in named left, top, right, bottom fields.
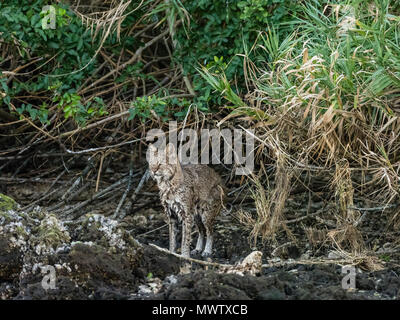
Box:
left=147, top=143, right=225, bottom=258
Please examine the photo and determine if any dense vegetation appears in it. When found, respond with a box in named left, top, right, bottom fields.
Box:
left=0, top=0, right=302, bottom=121
left=1, top=0, right=400, bottom=257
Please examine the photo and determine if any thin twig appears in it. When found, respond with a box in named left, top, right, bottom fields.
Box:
left=113, top=150, right=134, bottom=219
left=149, top=243, right=231, bottom=268
left=63, top=175, right=134, bottom=218
left=128, top=168, right=151, bottom=212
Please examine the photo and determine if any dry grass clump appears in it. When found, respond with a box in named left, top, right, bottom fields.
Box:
left=205, top=0, right=400, bottom=257
left=305, top=227, right=328, bottom=248
left=246, top=0, right=400, bottom=202
left=235, top=151, right=293, bottom=246
left=328, top=159, right=364, bottom=253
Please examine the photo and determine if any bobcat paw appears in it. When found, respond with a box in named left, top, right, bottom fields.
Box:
left=201, top=251, right=212, bottom=259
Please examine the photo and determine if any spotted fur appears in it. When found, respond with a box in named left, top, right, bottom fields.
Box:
left=147, top=143, right=225, bottom=258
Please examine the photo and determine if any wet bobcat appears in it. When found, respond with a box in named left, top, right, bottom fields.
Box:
left=147, top=143, right=225, bottom=258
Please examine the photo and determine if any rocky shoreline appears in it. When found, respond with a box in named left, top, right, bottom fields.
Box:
left=1, top=193, right=399, bottom=300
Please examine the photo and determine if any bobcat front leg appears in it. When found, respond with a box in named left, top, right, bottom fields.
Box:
left=181, top=214, right=193, bottom=258
left=166, top=208, right=178, bottom=253
left=201, top=213, right=216, bottom=258
left=191, top=215, right=206, bottom=256
left=202, top=226, right=214, bottom=258
left=169, top=218, right=178, bottom=253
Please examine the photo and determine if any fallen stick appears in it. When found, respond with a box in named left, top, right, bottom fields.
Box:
left=63, top=175, right=135, bottom=218
left=128, top=169, right=151, bottom=213
left=21, top=169, right=66, bottom=211
left=261, top=258, right=356, bottom=268
left=134, top=223, right=168, bottom=237
left=148, top=243, right=231, bottom=268
left=113, top=151, right=135, bottom=219
left=149, top=244, right=365, bottom=271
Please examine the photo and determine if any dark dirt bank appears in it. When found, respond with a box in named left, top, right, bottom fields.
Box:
left=0, top=193, right=399, bottom=300
left=152, top=264, right=400, bottom=300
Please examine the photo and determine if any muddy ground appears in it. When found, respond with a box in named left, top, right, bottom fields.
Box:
left=129, top=205, right=400, bottom=300
left=1, top=171, right=400, bottom=300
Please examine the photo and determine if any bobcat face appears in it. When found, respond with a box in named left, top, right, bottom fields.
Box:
left=147, top=143, right=182, bottom=184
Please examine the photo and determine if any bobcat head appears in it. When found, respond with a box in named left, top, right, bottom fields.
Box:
left=147, top=143, right=183, bottom=184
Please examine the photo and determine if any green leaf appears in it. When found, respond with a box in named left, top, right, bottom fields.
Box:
left=48, top=41, right=59, bottom=49
left=58, top=8, right=66, bottom=17
left=128, top=108, right=137, bottom=121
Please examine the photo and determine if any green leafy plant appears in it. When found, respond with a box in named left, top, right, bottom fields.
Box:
left=205, top=56, right=228, bottom=74
left=0, top=1, right=98, bottom=119
left=53, top=92, right=107, bottom=126
left=197, top=65, right=245, bottom=108
left=16, top=103, right=49, bottom=125
left=128, top=95, right=168, bottom=122
left=40, top=4, right=72, bottom=30
left=0, top=0, right=146, bottom=125
left=170, top=0, right=299, bottom=110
